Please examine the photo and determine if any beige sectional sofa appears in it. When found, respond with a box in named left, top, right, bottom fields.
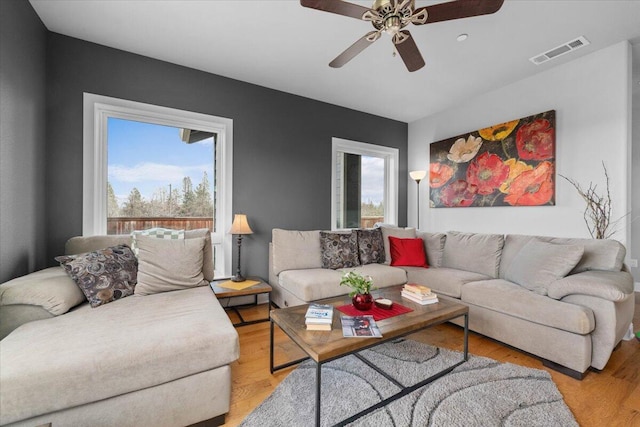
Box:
left=0, top=234, right=239, bottom=427
left=268, top=227, right=635, bottom=379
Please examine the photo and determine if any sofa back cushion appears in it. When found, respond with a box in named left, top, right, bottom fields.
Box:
left=499, top=234, right=626, bottom=278
left=416, top=231, right=446, bottom=268
left=442, top=231, right=504, bottom=278
left=380, top=226, right=416, bottom=265
left=272, top=229, right=322, bottom=275
left=503, top=240, right=584, bottom=295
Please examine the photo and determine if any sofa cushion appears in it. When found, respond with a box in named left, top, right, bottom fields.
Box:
left=388, top=237, right=428, bottom=268
left=65, top=229, right=215, bottom=282
left=342, top=263, right=408, bottom=289
left=0, top=267, right=85, bottom=315
left=461, top=279, right=595, bottom=335
left=319, top=231, right=360, bottom=269
left=0, top=286, right=239, bottom=426
left=279, top=268, right=344, bottom=301
left=504, top=240, right=584, bottom=295
left=402, top=267, right=490, bottom=298
left=130, top=227, right=185, bottom=256
left=356, top=228, right=385, bottom=264
left=380, top=226, right=416, bottom=265
left=272, top=229, right=322, bottom=275
left=55, top=245, right=137, bottom=308
left=278, top=264, right=407, bottom=302
left=499, top=234, right=626, bottom=278
left=135, top=235, right=208, bottom=296
left=416, top=231, right=446, bottom=268
left=442, top=231, right=504, bottom=278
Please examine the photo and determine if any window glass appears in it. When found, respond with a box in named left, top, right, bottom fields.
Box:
left=106, top=118, right=215, bottom=234
left=332, top=138, right=398, bottom=230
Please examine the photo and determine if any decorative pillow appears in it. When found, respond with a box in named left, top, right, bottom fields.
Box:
left=55, top=245, right=137, bottom=308
left=357, top=228, right=385, bottom=265
left=380, top=226, right=417, bottom=265
left=388, top=236, right=429, bottom=268
left=130, top=228, right=185, bottom=256
left=319, top=231, right=360, bottom=269
left=134, top=235, right=208, bottom=296
left=504, top=240, right=584, bottom=296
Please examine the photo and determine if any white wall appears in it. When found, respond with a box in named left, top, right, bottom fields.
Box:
left=408, top=41, right=632, bottom=249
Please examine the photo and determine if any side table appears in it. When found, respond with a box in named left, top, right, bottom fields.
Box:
left=210, top=278, right=272, bottom=327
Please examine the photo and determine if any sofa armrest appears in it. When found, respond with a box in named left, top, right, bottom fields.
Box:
left=547, top=270, right=633, bottom=302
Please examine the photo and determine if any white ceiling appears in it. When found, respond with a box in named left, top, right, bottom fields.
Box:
left=30, top=0, right=640, bottom=123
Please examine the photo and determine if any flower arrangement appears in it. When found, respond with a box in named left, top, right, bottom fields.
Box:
left=340, top=271, right=376, bottom=297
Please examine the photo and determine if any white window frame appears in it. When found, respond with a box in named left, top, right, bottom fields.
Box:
left=82, top=93, right=233, bottom=277
left=331, top=137, right=398, bottom=230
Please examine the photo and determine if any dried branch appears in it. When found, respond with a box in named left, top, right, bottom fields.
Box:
left=560, top=162, right=620, bottom=239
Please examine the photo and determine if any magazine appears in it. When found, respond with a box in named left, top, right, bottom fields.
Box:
left=341, top=315, right=382, bottom=338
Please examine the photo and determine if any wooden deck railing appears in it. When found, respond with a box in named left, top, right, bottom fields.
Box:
left=107, top=217, right=213, bottom=235
left=107, top=216, right=384, bottom=235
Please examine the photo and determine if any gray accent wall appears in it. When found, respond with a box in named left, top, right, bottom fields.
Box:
left=44, top=33, right=408, bottom=281
left=0, top=0, right=48, bottom=283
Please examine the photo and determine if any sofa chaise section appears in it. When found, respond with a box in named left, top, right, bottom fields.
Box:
left=0, top=233, right=239, bottom=427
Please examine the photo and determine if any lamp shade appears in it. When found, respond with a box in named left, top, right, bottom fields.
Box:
left=409, top=170, right=427, bottom=182
left=229, top=214, right=254, bottom=235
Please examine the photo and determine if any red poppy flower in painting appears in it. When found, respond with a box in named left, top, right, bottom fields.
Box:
left=440, top=180, right=478, bottom=207
left=515, top=119, right=554, bottom=160
left=429, top=163, right=454, bottom=188
left=504, top=161, right=554, bottom=206
left=466, top=152, right=510, bottom=195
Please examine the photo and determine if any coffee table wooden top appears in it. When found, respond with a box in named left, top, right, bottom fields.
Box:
left=270, top=285, right=468, bottom=363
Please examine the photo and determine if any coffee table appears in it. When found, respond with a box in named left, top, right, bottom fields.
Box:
left=269, top=285, right=469, bottom=427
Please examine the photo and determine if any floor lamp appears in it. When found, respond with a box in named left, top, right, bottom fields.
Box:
left=409, top=170, right=427, bottom=230
left=229, top=214, right=254, bottom=282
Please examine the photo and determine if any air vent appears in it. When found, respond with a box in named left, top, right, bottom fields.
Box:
left=529, top=36, right=590, bottom=65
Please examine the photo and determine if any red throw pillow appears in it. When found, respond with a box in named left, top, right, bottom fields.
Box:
left=388, top=236, right=429, bottom=268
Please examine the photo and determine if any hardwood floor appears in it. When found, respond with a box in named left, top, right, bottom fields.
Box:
left=223, top=294, right=640, bottom=426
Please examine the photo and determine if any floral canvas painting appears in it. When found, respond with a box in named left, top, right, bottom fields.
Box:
left=429, top=110, right=556, bottom=208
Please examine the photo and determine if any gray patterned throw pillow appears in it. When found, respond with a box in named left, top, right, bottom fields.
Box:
left=55, top=244, right=138, bottom=308
left=357, top=228, right=385, bottom=265
left=319, top=231, right=360, bottom=269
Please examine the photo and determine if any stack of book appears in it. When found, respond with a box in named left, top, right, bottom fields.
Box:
left=305, top=303, right=334, bottom=331
left=401, top=284, right=439, bottom=305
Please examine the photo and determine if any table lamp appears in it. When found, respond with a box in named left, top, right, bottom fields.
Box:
left=229, top=214, right=254, bottom=282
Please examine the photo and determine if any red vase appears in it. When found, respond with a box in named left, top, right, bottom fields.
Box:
left=352, top=293, right=374, bottom=311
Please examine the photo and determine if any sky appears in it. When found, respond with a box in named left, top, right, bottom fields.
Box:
left=107, top=118, right=214, bottom=205
left=361, top=156, right=385, bottom=205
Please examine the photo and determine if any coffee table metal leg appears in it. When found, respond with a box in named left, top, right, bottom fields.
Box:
left=463, top=313, right=469, bottom=361
left=315, top=362, right=321, bottom=427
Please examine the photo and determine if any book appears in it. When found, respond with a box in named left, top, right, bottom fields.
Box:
left=401, top=288, right=438, bottom=301
left=401, top=290, right=439, bottom=305
left=341, top=315, right=382, bottom=338
left=306, top=323, right=332, bottom=331
left=305, top=303, right=333, bottom=320
left=403, top=284, right=434, bottom=296
left=305, top=317, right=333, bottom=325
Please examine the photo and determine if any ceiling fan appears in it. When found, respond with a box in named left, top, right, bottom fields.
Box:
left=300, top=0, right=505, bottom=72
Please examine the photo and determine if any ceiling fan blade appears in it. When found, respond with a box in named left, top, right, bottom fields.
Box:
left=413, top=0, right=505, bottom=25
left=394, top=30, right=425, bottom=72
left=300, top=0, right=371, bottom=20
left=329, top=31, right=381, bottom=68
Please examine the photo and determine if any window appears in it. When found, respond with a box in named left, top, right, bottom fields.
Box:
left=83, top=93, right=233, bottom=277
left=331, top=137, right=398, bottom=230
